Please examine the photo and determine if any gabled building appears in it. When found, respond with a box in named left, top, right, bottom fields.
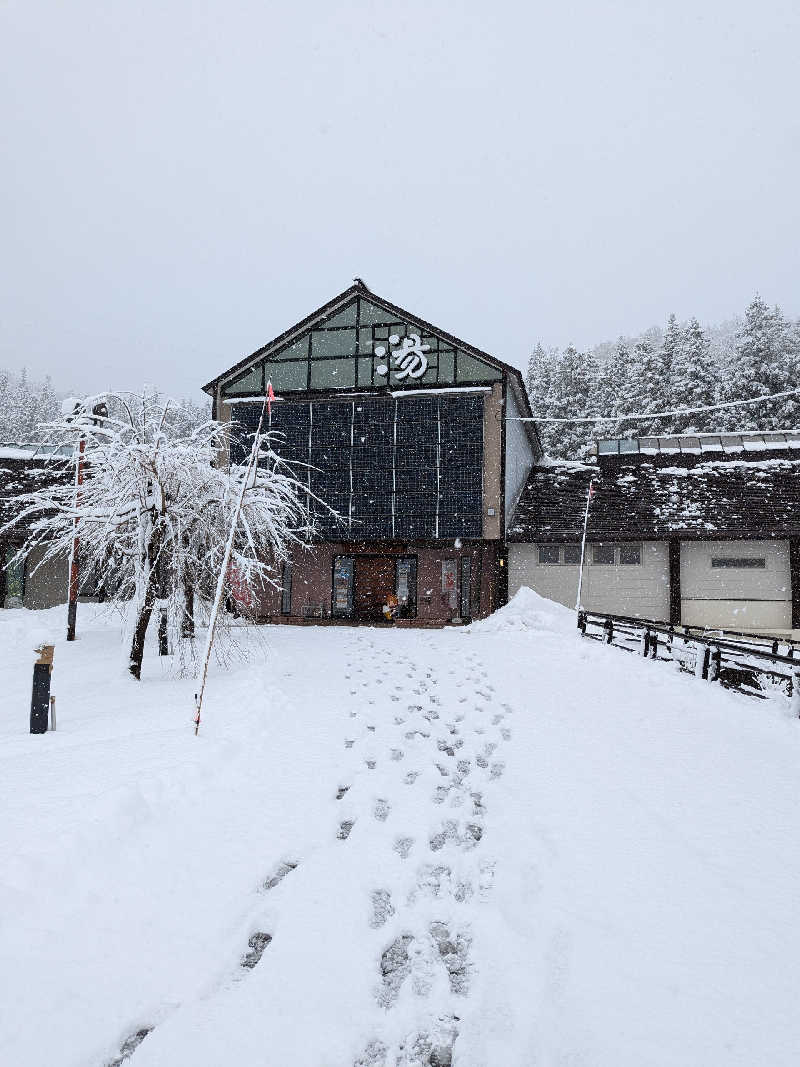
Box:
left=203, top=281, right=541, bottom=624
left=508, top=431, right=800, bottom=635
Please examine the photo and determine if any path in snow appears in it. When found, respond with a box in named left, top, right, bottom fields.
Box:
left=4, top=596, right=800, bottom=1067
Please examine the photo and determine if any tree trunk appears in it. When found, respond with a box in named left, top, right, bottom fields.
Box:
left=128, top=527, right=162, bottom=680
left=158, top=606, right=169, bottom=656
left=128, top=583, right=157, bottom=680
left=181, top=582, right=195, bottom=639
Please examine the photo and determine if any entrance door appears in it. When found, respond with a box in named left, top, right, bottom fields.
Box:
left=354, top=556, right=397, bottom=621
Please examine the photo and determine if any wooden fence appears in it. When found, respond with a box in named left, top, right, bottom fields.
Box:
left=577, top=610, right=800, bottom=715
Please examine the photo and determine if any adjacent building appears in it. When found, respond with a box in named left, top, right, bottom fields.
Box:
left=203, top=281, right=541, bottom=624
left=0, top=445, right=73, bottom=609
left=508, top=431, right=800, bottom=636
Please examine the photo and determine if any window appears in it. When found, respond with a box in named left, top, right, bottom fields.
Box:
left=332, top=556, right=354, bottom=616
left=310, top=358, right=356, bottom=389
left=311, top=329, right=357, bottom=358
left=563, top=545, right=581, bottom=565
left=711, top=557, right=766, bottom=569
left=281, top=561, right=292, bottom=615
left=225, top=364, right=263, bottom=396
left=592, top=544, right=615, bottom=565
left=538, top=545, right=560, bottom=564
left=396, top=557, right=418, bottom=618
left=619, top=544, right=642, bottom=565
left=267, top=360, right=308, bottom=393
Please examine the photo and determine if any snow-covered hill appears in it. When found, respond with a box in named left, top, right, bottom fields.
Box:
left=2, top=595, right=799, bottom=1066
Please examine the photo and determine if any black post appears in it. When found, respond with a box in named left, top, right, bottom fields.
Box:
left=790, top=539, right=800, bottom=630
left=650, top=631, right=658, bottom=659
left=603, top=617, right=613, bottom=644
left=668, top=539, right=681, bottom=627
left=700, top=645, right=710, bottom=680
left=30, top=645, right=53, bottom=734
left=642, top=629, right=650, bottom=657
left=709, top=646, right=722, bottom=682
left=577, top=610, right=587, bottom=634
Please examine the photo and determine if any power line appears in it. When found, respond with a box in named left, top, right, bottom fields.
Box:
left=511, top=386, right=800, bottom=424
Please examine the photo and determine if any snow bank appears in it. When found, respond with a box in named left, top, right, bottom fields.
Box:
left=465, top=586, right=575, bottom=635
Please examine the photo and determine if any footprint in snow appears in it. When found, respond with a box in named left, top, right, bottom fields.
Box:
left=336, top=786, right=350, bottom=800
left=501, top=727, right=511, bottom=741
left=338, top=820, right=355, bottom=840
left=241, top=931, right=272, bottom=969
left=490, top=762, right=505, bottom=780
left=394, top=836, right=414, bottom=858
left=377, top=934, right=415, bottom=1009
left=106, top=1027, right=154, bottom=1067
left=370, top=888, right=395, bottom=928
left=373, top=798, right=391, bottom=821
left=430, top=921, right=472, bottom=995
left=262, top=860, right=298, bottom=891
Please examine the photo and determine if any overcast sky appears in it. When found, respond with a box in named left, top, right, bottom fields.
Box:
left=2, top=0, right=799, bottom=401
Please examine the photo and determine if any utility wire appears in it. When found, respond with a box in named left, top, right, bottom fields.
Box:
left=510, top=385, right=800, bottom=424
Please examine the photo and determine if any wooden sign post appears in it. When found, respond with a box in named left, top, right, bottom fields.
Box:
left=30, top=644, right=54, bottom=734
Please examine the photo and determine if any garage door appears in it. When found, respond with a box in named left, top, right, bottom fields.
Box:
left=680, top=540, right=791, bottom=632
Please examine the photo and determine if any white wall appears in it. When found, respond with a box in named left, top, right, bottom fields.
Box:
left=508, top=541, right=670, bottom=621
left=22, top=545, right=69, bottom=610
left=504, top=387, right=535, bottom=532
left=680, top=539, right=791, bottom=631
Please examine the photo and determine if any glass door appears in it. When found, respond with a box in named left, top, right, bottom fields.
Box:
left=332, top=556, right=354, bottom=617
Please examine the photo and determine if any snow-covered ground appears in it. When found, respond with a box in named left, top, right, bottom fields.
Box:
left=2, top=592, right=800, bottom=1066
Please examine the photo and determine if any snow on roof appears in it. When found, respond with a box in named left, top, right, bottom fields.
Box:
left=0, top=443, right=74, bottom=459
left=596, top=430, right=800, bottom=457
left=508, top=454, right=800, bottom=542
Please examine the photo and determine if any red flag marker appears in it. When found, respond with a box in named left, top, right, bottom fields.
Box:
left=267, top=379, right=275, bottom=416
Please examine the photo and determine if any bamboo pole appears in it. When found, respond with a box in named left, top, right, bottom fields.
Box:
left=194, top=401, right=266, bottom=736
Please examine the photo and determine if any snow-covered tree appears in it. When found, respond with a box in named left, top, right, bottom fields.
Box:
left=4, top=390, right=313, bottom=680
left=624, top=335, right=670, bottom=436
left=670, top=318, right=716, bottom=432
left=594, top=340, right=633, bottom=439
left=718, top=296, right=799, bottom=430
left=539, top=345, right=598, bottom=458
left=525, top=342, right=556, bottom=414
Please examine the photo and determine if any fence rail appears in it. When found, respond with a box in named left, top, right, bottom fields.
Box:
left=577, top=610, right=800, bottom=714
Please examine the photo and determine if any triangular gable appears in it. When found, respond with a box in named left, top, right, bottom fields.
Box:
left=214, top=286, right=504, bottom=399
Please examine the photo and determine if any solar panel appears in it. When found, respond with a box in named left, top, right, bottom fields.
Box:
left=229, top=393, right=484, bottom=540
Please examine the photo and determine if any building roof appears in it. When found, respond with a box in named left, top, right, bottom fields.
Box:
left=508, top=450, right=800, bottom=543
left=0, top=455, right=71, bottom=538
left=204, top=279, right=527, bottom=387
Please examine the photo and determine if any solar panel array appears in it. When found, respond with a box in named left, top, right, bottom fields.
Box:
left=230, top=395, right=484, bottom=540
